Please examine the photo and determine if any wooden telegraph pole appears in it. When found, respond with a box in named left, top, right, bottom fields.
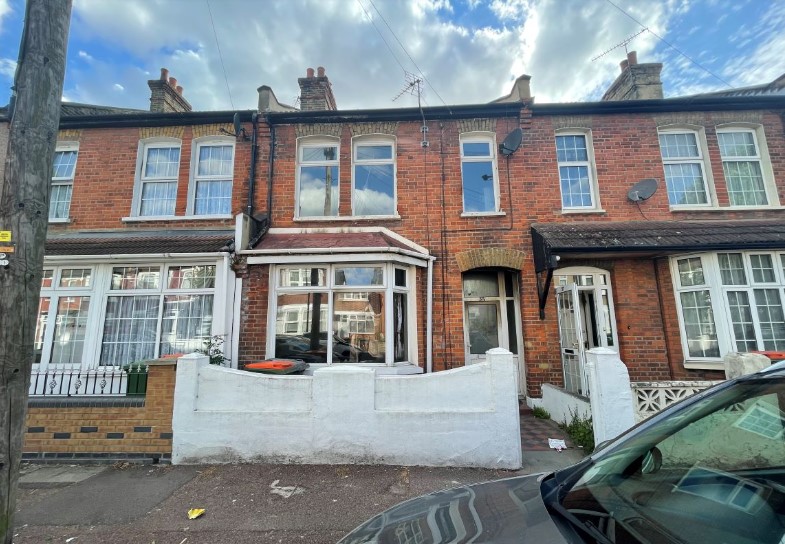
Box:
left=0, top=1, right=71, bottom=541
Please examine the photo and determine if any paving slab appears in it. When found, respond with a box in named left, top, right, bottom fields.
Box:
left=19, top=464, right=108, bottom=488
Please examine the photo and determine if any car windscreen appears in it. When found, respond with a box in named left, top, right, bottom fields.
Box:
left=560, top=377, right=785, bottom=544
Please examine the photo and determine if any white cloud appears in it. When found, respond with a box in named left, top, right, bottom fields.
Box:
left=0, top=0, right=11, bottom=34
left=78, top=50, right=93, bottom=61
left=113, top=83, right=124, bottom=91
left=0, top=57, right=15, bottom=78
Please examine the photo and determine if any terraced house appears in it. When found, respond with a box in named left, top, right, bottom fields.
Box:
left=8, top=54, right=785, bottom=461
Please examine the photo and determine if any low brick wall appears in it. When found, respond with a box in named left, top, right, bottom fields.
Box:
left=23, top=361, right=176, bottom=463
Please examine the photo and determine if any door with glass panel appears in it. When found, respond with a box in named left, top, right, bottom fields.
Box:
left=462, top=271, right=523, bottom=391
left=554, top=268, right=619, bottom=396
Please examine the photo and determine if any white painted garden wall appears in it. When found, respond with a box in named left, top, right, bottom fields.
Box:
left=172, top=349, right=522, bottom=469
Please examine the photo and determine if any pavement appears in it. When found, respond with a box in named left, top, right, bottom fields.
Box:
left=12, top=411, right=586, bottom=544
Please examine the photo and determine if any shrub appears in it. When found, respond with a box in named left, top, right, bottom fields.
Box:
left=198, top=334, right=229, bottom=366
left=531, top=406, right=551, bottom=419
left=560, top=409, right=595, bottom=453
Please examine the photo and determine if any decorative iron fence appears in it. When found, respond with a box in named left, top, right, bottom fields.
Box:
left=631, top=380, right=722, bottom=422
left=29, top=363, right=149, bottom=397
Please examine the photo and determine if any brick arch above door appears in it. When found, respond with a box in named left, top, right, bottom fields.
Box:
left=455, top=248, right=527, bottom=272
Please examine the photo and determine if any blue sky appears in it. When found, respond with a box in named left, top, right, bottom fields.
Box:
left=0, top=0, right=783, bottom=112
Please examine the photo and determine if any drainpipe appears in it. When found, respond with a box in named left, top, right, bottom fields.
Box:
left=426, top=256, right=435, bottom=373
left=246, top=112, right=260, bottom=216
left=266, top=118, right=276, bottom=223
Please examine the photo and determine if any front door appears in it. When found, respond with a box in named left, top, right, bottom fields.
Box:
left=556, top=284, right=588, bottom=395
left=462, top=270, right=525, bottom=393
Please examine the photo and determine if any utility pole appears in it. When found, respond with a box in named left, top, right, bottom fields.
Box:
left=0, top=1, right=71, bottom=542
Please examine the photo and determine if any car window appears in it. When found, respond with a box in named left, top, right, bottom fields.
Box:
left=561, top=378, right=785, bottom=544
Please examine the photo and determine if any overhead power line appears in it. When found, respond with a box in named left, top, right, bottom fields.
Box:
left=206, top=0, right=235, bottom=108
left=604, top=0, right=732, bottom=88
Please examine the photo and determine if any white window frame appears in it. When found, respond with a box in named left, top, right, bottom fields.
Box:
left=657, top=125, right=715, bottom=209
left=670, top=251, right=785, bottom=369
left=460, top=132, right=501, bottom=215
left=34, top=260, right=222, bottom=371
left=295, top=136, right=340, bottom=219
left=716, top=124, right=779, bottom=208
left=49, top=142, right=79, bottom=223
left=268, top=262, right=417, bottom=366
left=132, top=137, right=182, bottom=218
left=351, top=135, right=397, bottom=218
left=554, top=129, right=602, bottom=212
left=186, top=136, right=235, bottom=217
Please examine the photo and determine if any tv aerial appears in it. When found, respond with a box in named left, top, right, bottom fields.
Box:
left=591, top=28, right=648, bottom=62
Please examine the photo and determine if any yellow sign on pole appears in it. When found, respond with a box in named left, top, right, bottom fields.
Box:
left=0, top=231, right=11, bottom=242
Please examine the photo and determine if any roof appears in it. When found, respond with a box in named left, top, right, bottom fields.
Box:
left=531, top=219, right=785, bottom=272
left=60, top=102, right=146, bottom=116
left=45, top=229, right=234, bottom=256
left=689, top=73, right=785, bottom=98
left=254, top=231, right=425, bottom=254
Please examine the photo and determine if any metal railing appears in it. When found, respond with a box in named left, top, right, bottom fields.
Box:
left=29, top=363, right=149, bottom=397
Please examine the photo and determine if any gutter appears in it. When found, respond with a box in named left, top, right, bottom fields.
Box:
left=58, top=109, right=256, bottom=129
left=246, top=112, right=259, bottom=216
left=531, top=95, right=785, bottom=115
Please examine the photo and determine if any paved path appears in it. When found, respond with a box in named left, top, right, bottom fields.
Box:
left=13, top=411, right=585, bottom=544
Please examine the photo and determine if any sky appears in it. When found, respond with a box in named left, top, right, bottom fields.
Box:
left=0, top=0, right=783, bottom=112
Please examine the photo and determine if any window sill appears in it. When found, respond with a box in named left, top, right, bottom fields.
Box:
left=460, top=211, right=506, bottom=217
left=560, top=208, right=606, bottom=215
left=670, top=205, right=785, bottom=212
left=683, top=360, right=725, bottom=371
left=122, top=215, right=233, bottom=223
left=48, top=218, right=71, bottom=224
left=293, top=215, right=401, bottom=222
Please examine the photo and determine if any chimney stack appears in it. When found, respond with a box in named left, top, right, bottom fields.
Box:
left=148, top=68, right=193, bottom=113
left=297, top=66, right=337, bottom=111
left=601, top=51, right=663, bottom=101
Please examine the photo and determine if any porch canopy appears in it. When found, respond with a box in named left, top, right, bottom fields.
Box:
left=531, top=219, right=785, bottom=317
left=45, top=229, right=235, bottom=256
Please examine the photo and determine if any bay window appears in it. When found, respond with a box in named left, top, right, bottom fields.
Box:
left=672, top=251, right=785, bottom=365
left=271, top=263, right=414, bottom=365
left=35, top=262, right=219, bottom=370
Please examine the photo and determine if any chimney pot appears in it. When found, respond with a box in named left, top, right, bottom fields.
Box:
left=620, top=59, right=629, bottom=72
left=317, top=66, right=325, bottom=78
left=169, top=77, right=177, bottom=88
left=627, top=50, right=638, bottom=66
left=160, top=68, right=169, bottom=81
left=148, top=70, right=192, bottom=113
left=176, top=85, right=183, bottom=95
left=306, top=67, right=315, bottom=78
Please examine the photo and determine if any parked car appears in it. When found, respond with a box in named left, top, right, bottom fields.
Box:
left=338, top=362, right=785, bottom=543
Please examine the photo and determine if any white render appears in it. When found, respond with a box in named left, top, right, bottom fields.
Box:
left=585, top=347, right=636, bottom=445
left=723, top=351, right=770, bottom=379
left=172, top=349, right=522, bottom=468
left=530, top=384, right=591, bottom=425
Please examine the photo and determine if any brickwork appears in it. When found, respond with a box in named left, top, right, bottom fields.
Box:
left=23, top=363, right=176, bottom=461
left=243, top=106, right=785, bottom=397
left=50, top=124, right=250, bottom=231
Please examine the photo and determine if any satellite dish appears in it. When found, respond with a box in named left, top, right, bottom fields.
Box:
left=500, top=128, right=523, bottom=156
left=628, top=178, right=658, bottom=202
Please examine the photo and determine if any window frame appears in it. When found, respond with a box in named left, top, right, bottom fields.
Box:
left=657, top=126, right=715, bottom=209
left=670, top=251, right=785, bottom=368
left=295, top=136, right=340, bottom=219
left=132, top=137, right=182, bottom=218
left=554, top=129, right=602, bottom=212
left=351, top=135, right=397, bottom=218
left=716, top=124, right=779, bottom=209
left=34, top=261, right=221, bottom=371
left=268, top=262, right=416, bottom=366
left=460, top=132, right=501, bottom=215
left=186, top=136, right=236, bottom=217
left=49, top=141, right=79, bottom=223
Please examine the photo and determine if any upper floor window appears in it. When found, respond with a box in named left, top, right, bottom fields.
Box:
left=658, top=129, right=711, bottom=207
left=460, top=133, right=499, bottom=214
left=555, top=131, right=599, bottom=210
left=189, top=138, right=234, bottom=216
left=49, top=143, right=78, bottom=221
left=297, top=138, right=339, bottom=218
left=717, top=128, right=770, bottom=207
left=353, top=138, right=396, bottom=216
left=135, top=138, right=181, bottom=217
